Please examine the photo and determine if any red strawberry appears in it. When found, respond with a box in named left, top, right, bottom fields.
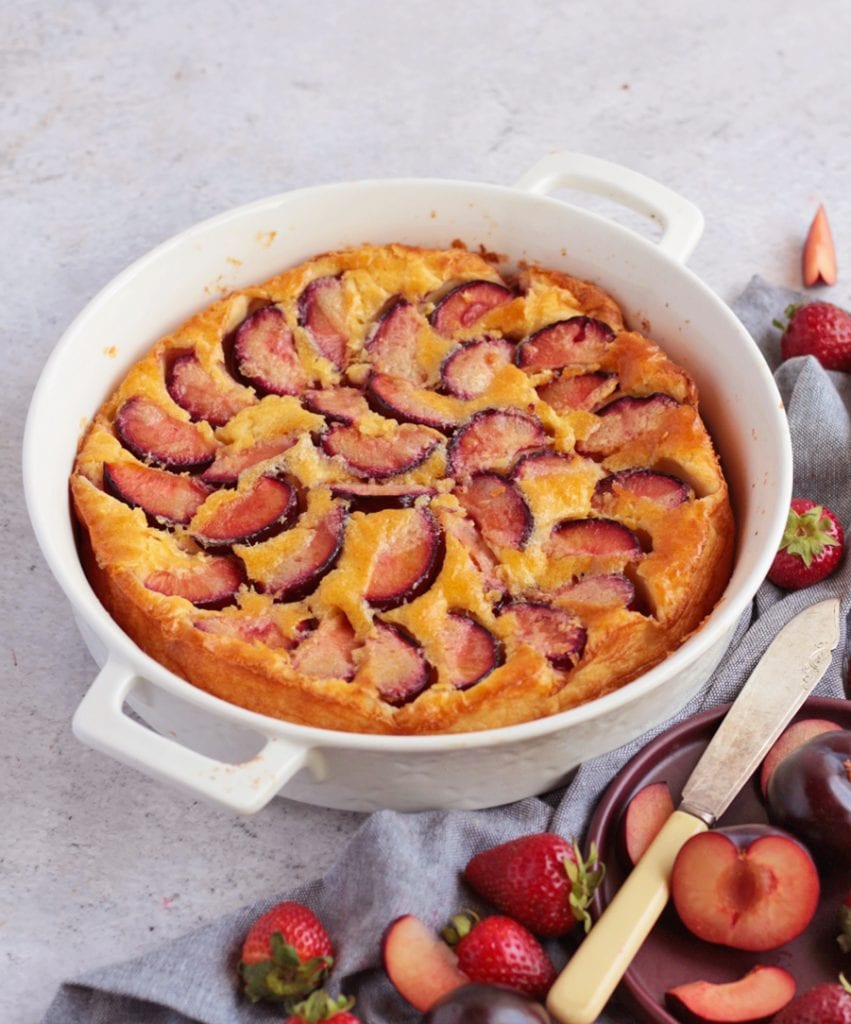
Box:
left=239, top=900, right=333, bottom=1004
left=839, top=892, right=851, bottom=954
left=463, top=833, right=605, bottom=937
left=773, top=975, right=851, bottom=1023
left=767, top=498, right=844, bottom=590
left=775, top=301, right=851, bottom=371
left=441, top=911, right=557, bottom=1001
left=283, top=990, right=360, bottom=1023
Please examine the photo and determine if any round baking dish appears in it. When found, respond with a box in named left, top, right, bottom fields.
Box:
left=23, top=151, right=792, bottom=814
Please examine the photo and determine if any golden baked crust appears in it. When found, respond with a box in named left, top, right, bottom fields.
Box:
left=71, top=243, right=735, bottom=734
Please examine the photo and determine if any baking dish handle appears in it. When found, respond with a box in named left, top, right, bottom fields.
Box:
left=72, top=659, right=311, bottom=815
left=513, top=150, right=704, bottom=264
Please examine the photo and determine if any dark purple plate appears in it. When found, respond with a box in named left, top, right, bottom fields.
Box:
left=586, top=696, right=851, bottom=1024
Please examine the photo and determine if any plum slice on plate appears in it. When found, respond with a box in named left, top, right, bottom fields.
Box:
left=115, top=396, right=217, bottom=472
left=359, top=621, right=432, bottom=706
left=516, top=316, right=615, bottom=372
left=440, top=337, right=514, bottom=398
left=322, top=421, right=441, bottom=479
left=438, top=612, right=503, bottom=690
left=497, top=601, right=586, bottom=669
left=145, top=555, right=244, bottom=610
left=200, top=436, right=297, bottom=488
left=291, top=611, right=359, bottom=680
left=536, top=371, right=618, bottom=413
left=192, top=475, right=299, bottom=549
left=448, top=409, right=548, bottom=477
left=365, top=298, right=426, bottom=382
left=429, top=280, right=513, bottom=336
left=454, top=472, right=532, bottom=550
left=593, top=468, right=692, bottom=511
left=366, top=372, right=461, bottom=432
left=547, top=517, right=643, bottom=559
left=104, top=461, right=211, bottom=526
left=232, top=305, right=307, bottom=396
left=297, top=275, right=349, bottom=370
left=363, top=507, right=444, bottom=610
left=302, top=386, right=370, bottom=424
left=577, top=393, right=679, bottom=457
left=258, top=502, right=347, bottom=603
left=330, top=481, right=435, bottom=512
left=166, top=350, right=256, bottom=426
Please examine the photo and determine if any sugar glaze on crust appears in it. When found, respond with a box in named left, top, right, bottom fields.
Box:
left=71, top=243, right=735, bottom=735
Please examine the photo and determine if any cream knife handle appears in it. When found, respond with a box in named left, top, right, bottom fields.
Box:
left=546, top=810, right=708, bottom=1024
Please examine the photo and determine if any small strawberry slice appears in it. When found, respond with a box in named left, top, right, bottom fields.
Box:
left=298, top=275, right=349, bottom=370
left=284, top=990, right=361, bottom=1023
left=429, top=280, right=514, bottom=336
left=115, top=396, right=217, bottom=472
left=766, top=498, right=844, bottom=590
left=455, top=472, right=533, bottom=550
left=463, top=833, right=606, bottom=937
left=104, top=461, right=211, bottom=526
left=166, top=350, right=256, bottom=426
left=239, top=900, right=333, bottom=1005
left=802, top=203, right=837, bottom=287
left=516, top=317, right=615, bottom=372
left=145, top=555, right=244, bottom=609
left=775, top=301, right=851, bottom=372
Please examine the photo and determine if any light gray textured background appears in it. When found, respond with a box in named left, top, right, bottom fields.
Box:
left=5, top=2, right=851, bottom=1021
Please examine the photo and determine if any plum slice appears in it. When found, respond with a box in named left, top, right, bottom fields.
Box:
left=593, top=468, right=691, bottom=510
left=438, top=509, right=503, bottom=593
left=536, top=371, right=618, bottom=414
left=577, top=393, right=679, bottom=457
left=145, top=555, right=244, bottom=609
left=194, top=611, right=290, bottom=649
left=322, top=422, right=441, bottom=479
left=447, top=409, right=549, bottom=477
left=192, top=475, right=299, bottom=549
left=297, top=275, right=348, bottom=370
left=232, top=305, right=307, bottom=396
left=497, top=601, right=586, bottom=669
left=114, top=396, right=217, bottom=472
left=364, top=507, right=444, bottom=610
left=360, top=620, right=432, bottom=707
left=200, top=436, right=297, bottom=487
left=303, top=386, right=370, bottom=424
left=516, top=317, right=615, bottom=372
left=429, top=280, right=513, bottom=337
left=330, top=481, right=435, bottom=512
left=365, top=298, right=426, bottom=382
left=291, top=611, right=359, bottom=680
left=166, top=351, right=256, bottom=426
left=260, top=502, right=347, bottom=602
left=104, top=461, right=211, bottom=526
left=366, top=372, right=461, bottom=432
left=512, top=449, right=580, bottom=483
left=440, top=337, right=514, bottom=398
left=438, top=612, right=503, bottom=690
left=555, top=572, right=636, bottom=610
left=454, top=472, right=532, bottom=550
left=548, top=518, right=643, bottom=559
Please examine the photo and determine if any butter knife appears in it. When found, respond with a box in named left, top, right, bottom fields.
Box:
left=546, top=597, right=841, bottom=1024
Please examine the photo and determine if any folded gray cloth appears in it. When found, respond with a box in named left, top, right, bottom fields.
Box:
left=42, top=277, right=850, bottom=1024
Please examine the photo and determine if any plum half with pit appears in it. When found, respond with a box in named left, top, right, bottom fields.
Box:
left=766, top=729, right=851, bottom=864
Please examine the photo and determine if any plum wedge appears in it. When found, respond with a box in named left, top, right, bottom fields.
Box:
left=516, top=316, right=615, bottom=372
left=291, top=611, right=360, bottom=680
left=297, top=275, right=349, bottom=370
left=322, top=421, right=441, bottom=479
left=302, top=386, right=370, bottom=424
left=440, top=337, right=514, bottom=398
left=498, top=601, right=586, bottom=669
left=454, top=472, right=532, bottom=550
left=365, top=298, right=426, bottom=382
left=232, top=305, right=307, bottom=396
left=166, top=350, right=256, bottom=426
left=104, top=461, right=211, bottom=526
left=555, top=572, right=636, bottom=610
left=193, top=611, right=290, bottom=649
left=448, top=409, right=549, bottom=476
left=548, top=517, right=643, bottom=559
left=364, top=507, right=444, bottom=610
left=438, top=612, right=503, bottom=690
left=200, top=436, right=297, bottom=487
left=578, top=393, right=679, bottom=457
left=259, top=502, right=347, bottom=603
left=115, top=396, right=217, bottom=472
left=359, top=621, right=432, bottom=706
left=145, top=555, right=244, bottom=609
left=366, top=372, right=461, bottom=432
left=192, top=475, right=299, bottom=549
left=536, top=371, right=618, bottom=413
left=429, top=280, right=513, bottom=336
left=330, top=481, right=435, bottom=512
left=593, top=468, right=692, bottom=510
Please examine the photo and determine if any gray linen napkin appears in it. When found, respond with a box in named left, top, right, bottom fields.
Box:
left=42, top=277, right=851, bottom=1024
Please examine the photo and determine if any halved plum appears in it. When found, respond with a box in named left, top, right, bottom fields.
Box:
left=516, top=317, right=615, bottom=372
left=536, top=371, right=618, bottom=414
left=322, top=421, right=441, bottom=479
left=497, top=602, right=586, bottom=669
left=438, top=612, right=503, bottom=690
left=232, top=305, right=307, bottom=396
left=166, top=350, right=256, bottom=426
left=200, top=436, right=297, bottom=487
left=145, top=555, right=244, bottom=609
left=365, top=298, right=426, bottom=383
left=260, top=502, right=347, bottom=603
left=302, top=386, right=370, bottom=424
left=447, top=409, right=549, bottom=477
left=104, top=461, right=212, bottom=526
left=593, top=468, right=692, bottom=511
left=194, top=611, right=290, bottom=649
left=440, top=337, right=514, bottom=398
left=192, top=475, right=299, bottom=549
left=547, top=518, right=643, bottom=559
left=364, top=507, right=444, bottom=610
left=454, top=473, right=532, bottom=550
left=297, top=275, right=349, bottom=370
left=330, top=481, right=436, bottom=512
left=360, top=620, right=432, bottom=706
left=429, top=280, right=514, bottom=337
left=577, top=393, right=679, bottom=457
left=366, top=372, right=461, bottom=433
left=291, top=611, right=359, bottom=680
left=114, top=396, right=217, bottom=472
left=555, top=572, right=636, bottom=610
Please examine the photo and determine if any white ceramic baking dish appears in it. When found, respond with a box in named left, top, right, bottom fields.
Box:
left=24, top=151, right=792, bottom=815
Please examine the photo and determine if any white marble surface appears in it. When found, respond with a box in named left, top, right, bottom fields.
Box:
left=5, top=1, right=851, bottom=1020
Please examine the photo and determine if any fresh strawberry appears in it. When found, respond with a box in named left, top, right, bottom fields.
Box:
left=773, top=975, right=851, bottom=1023
left=463, top=832, right=605, bottom=937
left=775, top=301, right=851, bottom=372
left=839, top=892, right=851, bottom=954
left=239, top=900, right=333, bottom=1004
left=766, top=498, right=844, bottom=590
left=441, top=911, right=557, bottom=1001
left=283, top=990, right=360, bottom=1023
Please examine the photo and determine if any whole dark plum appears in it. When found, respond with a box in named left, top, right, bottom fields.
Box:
left=422, top=982, right=552, bottom=1023
left=766, top=729, right=851, bottom=864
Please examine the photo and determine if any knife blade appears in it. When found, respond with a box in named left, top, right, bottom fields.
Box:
left=545, top=598, right=841, bottom=1024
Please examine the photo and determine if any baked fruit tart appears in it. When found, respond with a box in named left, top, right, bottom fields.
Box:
left=70, top=243, right=735, bottom=734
